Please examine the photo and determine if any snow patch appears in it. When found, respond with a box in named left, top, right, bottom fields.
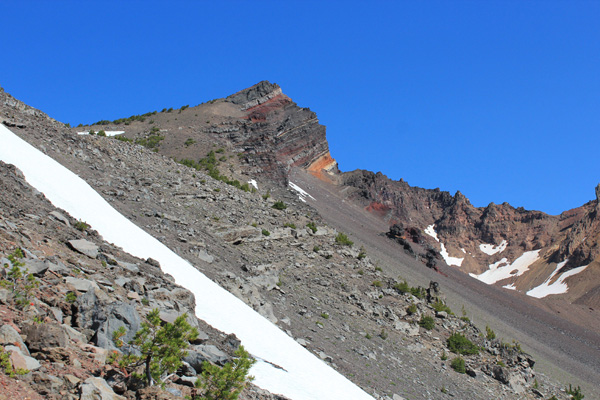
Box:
left=502, top=283, right=517, bottom=290
left=77, top=131, right=125, bottom=137
left=470, top=251, right=540, bottom=285
left=248, top=179, right=258, bottom=190
left=425, top=225, right=463, bottom=266
left=479, top=240, right=507, bottom=255
left=288, top=181, right=315, bottom=203
left=526, top=260, right=589, bottom=299
left=440, top=243, right=464, bottom=267
left=0, top=124, right=373, bottom=400
left=424, top=224, right=439, bottom=242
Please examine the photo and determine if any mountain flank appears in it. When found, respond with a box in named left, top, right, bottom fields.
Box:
left=76, top=80, right=599, bottom=313
left=1, top=83, right=598, bottom=398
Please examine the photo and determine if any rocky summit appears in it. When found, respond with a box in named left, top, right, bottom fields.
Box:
left=0, top=82, right=598, bottom=399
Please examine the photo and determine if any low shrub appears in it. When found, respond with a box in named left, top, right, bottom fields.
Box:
left=193, top=346, right=255, bottom=400
left=433, top=300, right=452, bottom=315
left=75, top=220, right=89, bottom=231
left=566, top=384, right=585, bottom=400
left=306, top=222, right=317, bottom=233
left=447, top=332, right=479, bottom=355
left=450, top=357, right=466, bottom=374
left=65, top=292, right=77, bottom=303
left=335, top=232, right=353, bottom=246
left=419, top=315, right=435, bottom=330
left=272, top=201, right=287, bottom=210
left=406, top=303, right=417, bottom=315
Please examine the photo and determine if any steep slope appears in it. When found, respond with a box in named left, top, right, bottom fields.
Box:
left=2, top=84, right=597, bottom=399
left=76, top=80, right=600, bottom=313
left=0, top=160, right=286, bottom=400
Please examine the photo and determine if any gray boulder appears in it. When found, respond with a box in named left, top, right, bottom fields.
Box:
left=0, top=324, right=29, bottom=355
left=23, top=259, right=50, bottom=276
left=68, top=239, right=99, bottom=258
left=76, top=290, right=141, bottom=351
left=5, top=345, right=41, bottom=370
left=184, top=344, right=229, bottom=371
left=80, top=377, right=126, bottom=400
left=66, top=277, right=100, bottom=292
left=23, top=323, right=68, bottom=352
left=49, top=211, right=70, bottom=226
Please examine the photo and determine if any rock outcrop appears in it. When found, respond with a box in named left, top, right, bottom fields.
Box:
left=225, top=81, right=336, bottom=182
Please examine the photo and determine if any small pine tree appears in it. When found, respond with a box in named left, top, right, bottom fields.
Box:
left=485, top=325, right=496, bottom=340
left=194, top=346, right=255, bottom=400
left=334, top=232, right=353, bottom=246
left=112, top=308, right=198, bottom=387
left=566, top=384, right=585, bottom=400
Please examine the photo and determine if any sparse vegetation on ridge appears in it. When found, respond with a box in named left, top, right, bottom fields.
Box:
left=419, top=315, right=435, bottom=330
left=450, top=356, right=466, bottom=374
left=178, top=150, right=255, bottom=193
left=93, top=110, right=158, bottom=126
left=1, top=248, right=39, bottom=309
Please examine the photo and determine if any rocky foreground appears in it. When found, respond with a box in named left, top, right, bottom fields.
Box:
left=0, top=85, right=586, bottom=399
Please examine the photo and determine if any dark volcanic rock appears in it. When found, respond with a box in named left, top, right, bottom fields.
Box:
left=224, top=81, right=333, bottom=183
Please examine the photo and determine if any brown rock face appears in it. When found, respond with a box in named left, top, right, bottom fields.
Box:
left=339, top=169, right=600, bottom=277
left=224, top=81, right=335, bottom=183
left=553, top=199, right=600, bottom=270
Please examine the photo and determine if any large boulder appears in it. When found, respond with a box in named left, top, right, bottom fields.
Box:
left=183, top=344, right=229, bottom=371
left=5, top=345, right=41, bottom=371
left=80, top=377, right=126, bottom=400
left=76, top=290, right=141, bottom=351
left=23, top=259, right=50, bottom=276
left=68, top=239, right=99, bottom=259
left=23, top=323, right=68, bottom=352
left=66, top=277, right=100, bottom=292
left=0, top=324, right=29, bottom=355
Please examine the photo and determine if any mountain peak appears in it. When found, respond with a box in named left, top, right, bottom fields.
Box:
left=226, top=80, right=283, bottom=110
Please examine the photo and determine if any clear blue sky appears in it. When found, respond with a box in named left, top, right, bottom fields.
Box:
left=2, top=1, right=599, bottom=215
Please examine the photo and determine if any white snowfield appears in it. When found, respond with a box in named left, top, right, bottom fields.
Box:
left=470, top=250, right=540, bottom=285
left=424, top=224, right=439, bottom=242
left=77, top=131, right=125, bottom=137
left=0, top=124, right=374, bottom=400
left=440, top=243, right=464, bottom=267
left=479, top=240, right=507, bottom=256
left=248, top=179, right=258, bottom=190
left=288, top=181, right=315, bottom=203
left=526, top=260, right=589, bottom=299
left=424, top=225, right=464, bottom=267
